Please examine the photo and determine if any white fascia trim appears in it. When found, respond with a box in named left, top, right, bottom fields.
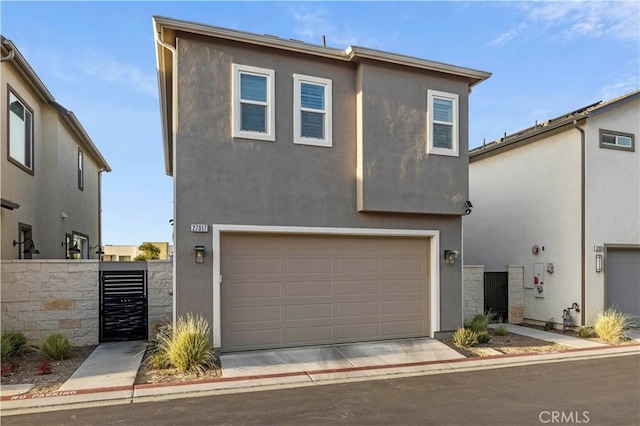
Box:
left=211, top=224, right=441, bottom=348
left=293, top=74, right=332, bottom=148
left=232, top=64, right=276, bottom=141
left=427, top=90, right=459, bottom=157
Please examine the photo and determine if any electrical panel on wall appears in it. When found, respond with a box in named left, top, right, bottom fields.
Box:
left=533, top=263, right=545, bottom=298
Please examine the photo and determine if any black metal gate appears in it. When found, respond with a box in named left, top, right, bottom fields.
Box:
left=484, top=272, right=508, bottom=323
left=100, top=269, right=148, bottom=342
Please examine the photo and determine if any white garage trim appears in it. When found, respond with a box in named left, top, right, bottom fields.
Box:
left=211, top=224, right=440, bottom=348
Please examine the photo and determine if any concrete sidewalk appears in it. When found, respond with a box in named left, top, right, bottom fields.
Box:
left=488, top=324, right=609, bottom=348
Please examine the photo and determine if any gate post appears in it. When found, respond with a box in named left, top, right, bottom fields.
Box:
left=508, top=265, right=525, bottom=324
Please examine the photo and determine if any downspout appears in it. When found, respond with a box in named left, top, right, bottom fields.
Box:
left=97, top=168, right=105, bottom=259
left=573, top=120, right=586, bottom=325
left=154, top=29, right=178, bottom=327
left=1, top=46, right=15, bottom=62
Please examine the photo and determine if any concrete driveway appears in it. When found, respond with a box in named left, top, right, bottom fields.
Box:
left=220, top=338, right=464, bottom=378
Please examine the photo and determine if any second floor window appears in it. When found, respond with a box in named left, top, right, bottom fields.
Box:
left=600, top=129, right=635, bottom=152
left=232, top=64, right=275, bottom=141
left=427, top=90, right=459, bottom=157
left=293, top=74, right=332, bottom=147
left=8, top=90, right=34, bottom=172
left=78, top=149, right=84, bottom=190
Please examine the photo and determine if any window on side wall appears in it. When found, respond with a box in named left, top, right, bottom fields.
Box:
left=293, top=74, right=332, bottom=147
left=232, top=64, right=275, bottom=141
left=78, top=149, right=84, bottom=190
left=427, top=90, right=459, bottom=157
left=8, top=89, right=34, bottom=173
left=72, top=233, right=89, bottom=259
left=599, top=129, right=635, bottom=152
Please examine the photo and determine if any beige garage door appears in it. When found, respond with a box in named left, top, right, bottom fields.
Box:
left=220, top=233, right=430, bottom=352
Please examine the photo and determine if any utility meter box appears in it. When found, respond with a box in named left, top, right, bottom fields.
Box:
left=533, top=263, right=545, bottom=298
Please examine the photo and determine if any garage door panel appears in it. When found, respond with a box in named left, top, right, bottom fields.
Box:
left=385, top=299, right=424, bottom=315
left=285, top=281, right=333, bottom=297
left=286, top=304, right=333, bottom=320
left=221, top=233, right=430, bottom=352
left=383, top=278, right=424, bottom=294
left=384, top=320, right=424, bottom=336
left=337, top=322, right=381, bottom=339
left=228, top=329, right=282, bottom=349
left=286, top=326, right=333, bottom=343
left=336, top=280, right=380, bottom=295
left=606, top=248, right=640, bottom=320
left=284, top=258, right=332, bottom=274
left=336, top=301, right=380, bottom=317
left=230, top=258, right=280, bottom=274
left=229, top=305, right=280, bottom=323
left=229, top=282, right=281, bottom=299
left=383, top=258, right=424, bottom=273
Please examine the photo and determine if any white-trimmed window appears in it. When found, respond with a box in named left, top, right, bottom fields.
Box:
left=293, top=74, right=332, bottom=147
left=600, top=129, right=635, bottom=152
left=8, top=89, right=34, bottom=172
left=427, top=90, right=458, bottom=157
left=232, top=64, right=275, bottom=141
left=78, top=149, right=84, bottom=190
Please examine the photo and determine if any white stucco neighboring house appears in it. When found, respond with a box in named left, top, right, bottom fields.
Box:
left=464, top=90, right=639, bottom=328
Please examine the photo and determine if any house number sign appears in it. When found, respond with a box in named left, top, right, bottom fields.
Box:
left=190, top=224, right=209, bottom=233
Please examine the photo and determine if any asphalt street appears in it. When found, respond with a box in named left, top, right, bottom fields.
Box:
left=3, top=354, right=639, bottom=426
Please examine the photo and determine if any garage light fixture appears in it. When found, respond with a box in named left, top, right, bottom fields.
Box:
left=444, top=250, right=458, bottom=265
left=194, top=245, right=205, bottom=263
left=595, top=254, right=603, bottom=273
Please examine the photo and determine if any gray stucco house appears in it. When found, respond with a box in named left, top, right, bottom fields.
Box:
left=1, top=37, right=110, bottom=260
left=153, top=16, right=491, bottom=352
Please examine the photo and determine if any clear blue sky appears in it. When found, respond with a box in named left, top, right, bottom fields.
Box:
left=3, top=1, right=638, bottom=245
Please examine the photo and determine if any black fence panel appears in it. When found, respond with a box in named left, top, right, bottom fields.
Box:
left=484, top=271, right=508, bottom=323
left=100, top=270, right=148, bottom=342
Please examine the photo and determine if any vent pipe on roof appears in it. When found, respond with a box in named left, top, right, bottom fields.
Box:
left=322, top=35, right=326, bottom=47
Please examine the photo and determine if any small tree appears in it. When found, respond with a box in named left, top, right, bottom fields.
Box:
left=135, top=243, right=161, bottom=261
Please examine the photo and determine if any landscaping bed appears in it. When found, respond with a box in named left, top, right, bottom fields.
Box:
left=441, top=332, right=569, bottom=358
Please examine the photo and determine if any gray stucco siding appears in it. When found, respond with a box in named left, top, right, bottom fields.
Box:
left=358, top=60, right=470, bottom=215
left=173, top=35, right=466, bottom=335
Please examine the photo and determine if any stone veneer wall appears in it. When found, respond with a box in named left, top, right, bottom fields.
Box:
left=147, top=260, right=173, bottom=336
left=508, top=265, right=525, bottom=324
left=463, top=265, right=484, bottom=322
left=1, top=260, right=174, bottom=346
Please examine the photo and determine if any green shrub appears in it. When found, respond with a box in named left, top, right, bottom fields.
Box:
left=466, top=311, right=496, bottom=333
left=153, top=313, right=214, bottom=373
left=1, top=331, right=28, bottom=360
left=544, top=319, right=555, bottom=331
left=592, top=307, right=634, bottom=344
left=477, top=331, right=492, bottom=344
left=40, top=333, right=71, bottom=360
left=494, top=325, right=508, bottom=336
left=577, top=327, right=594, bottom=338
left=452, top=327, right=479, bottom=348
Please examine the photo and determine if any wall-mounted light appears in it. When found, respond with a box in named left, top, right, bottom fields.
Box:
left=13, top=238, right=40, bottom=255
left=68, top=242, right=81, bottom=255
left=444, top=249, right=459, bottom=265
left=194, top=245, right=205, bottom=264
left=464, top=200, right=473, bottom=215
left=595, top=254, right=603, bottom=273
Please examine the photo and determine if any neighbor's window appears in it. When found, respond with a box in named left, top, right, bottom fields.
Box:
left=8, top=89, right=34, bottom=172
left=78, top=149, right=84, bottom=190
left=427, top=90, right=459, bottom=157
left=73, top=233, right=89, bottom=259
left=599, top=129, right=635, bottom=152
left=293, top=74, right=332, bottom=147
left=232, top=64, right=275, bottom=141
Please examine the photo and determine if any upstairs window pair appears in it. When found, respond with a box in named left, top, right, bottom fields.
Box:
left=232, top=64, right=332, bottom=147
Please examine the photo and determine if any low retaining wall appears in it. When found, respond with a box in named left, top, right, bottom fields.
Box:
left=1, top=260, right=173, bottom=346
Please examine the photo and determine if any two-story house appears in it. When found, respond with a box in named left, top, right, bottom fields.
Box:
left=1, top=37, right=111, bottom=260
left=464, top=91, right=639, bottom=327
left=153, top=16, right=491, bottom=351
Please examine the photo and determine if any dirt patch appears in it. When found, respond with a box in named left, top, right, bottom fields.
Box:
left=1, top=345, right=97, bottom=394
left=440, top=332, right=570, bottom=357
left=134, top=346, right=221, bottom=385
